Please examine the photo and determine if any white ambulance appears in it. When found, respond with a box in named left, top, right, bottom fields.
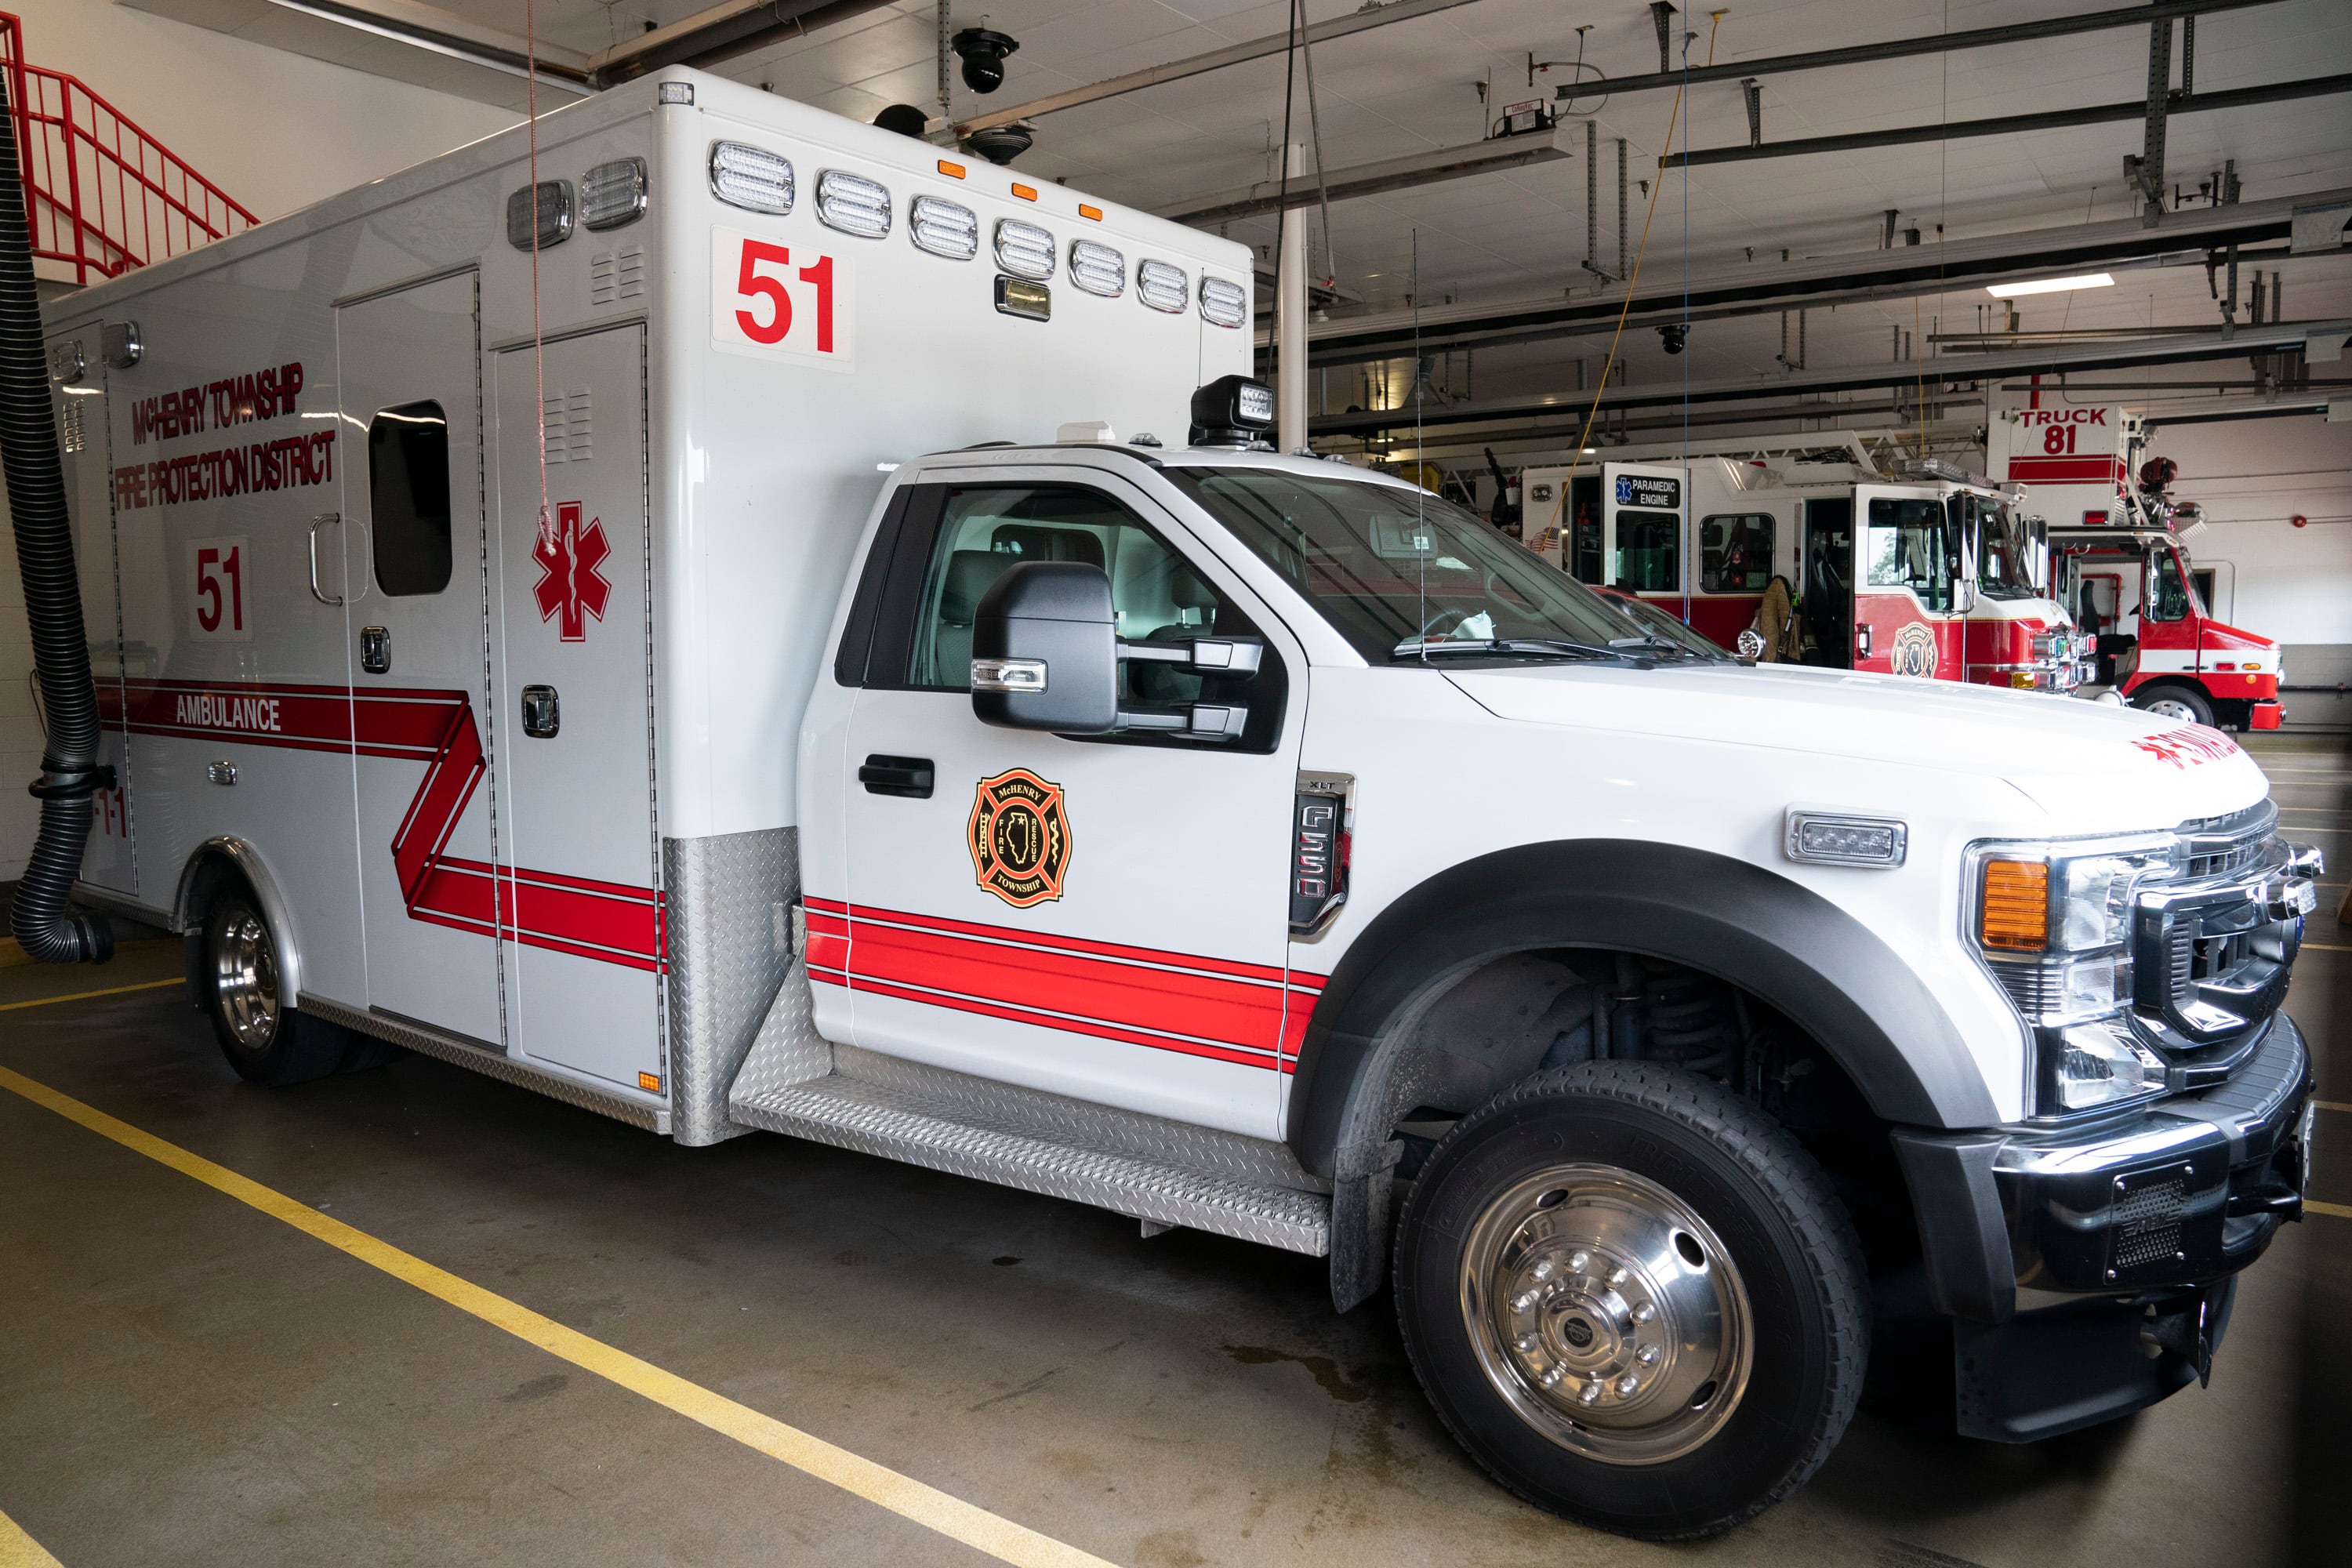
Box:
left=38, top=72, right=2322, bottom=1541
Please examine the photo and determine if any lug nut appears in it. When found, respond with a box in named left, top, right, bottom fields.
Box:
left=1512, top=1289, right=1541, bottom=1312
left=1615, top=1374, right=1639, bottom=1396
left=1514, top=1334, right=1539, bottom=1353
left=1568, top=1250, right=1591, bottom=1272
left=1606, top=1267, right=1628, bottom=1287
left=1578, top=1381, right=1601, bottom=1404
left=1636, top=1344, right=1660, bottom=1365
left=1540, top=1363, right=1568, bottom=1388
left=1530, top=1258, right=1556, bottom=1282
left=1632, top=1302, right=1657, bottom=1323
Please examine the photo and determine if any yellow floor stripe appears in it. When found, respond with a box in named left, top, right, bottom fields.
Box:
left=2310, top=1201, right=2352, bottom=1221
left=0, top=1065, right=1113, bottom=1568
left=2315, top=1102, right=2352, bottom=1114
left=0, top=979, right=182, bottom=1012
left=0, top=1505, right=64, bottom=1568
left=2299, top=942, right=2352, bottom=953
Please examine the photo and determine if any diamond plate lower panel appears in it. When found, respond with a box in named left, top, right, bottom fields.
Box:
left=728, top=1051, right=1328, bottom=1255
left=664, top=828, right=798, bottom=1146
left=303, top=995, right=667, bottom=1133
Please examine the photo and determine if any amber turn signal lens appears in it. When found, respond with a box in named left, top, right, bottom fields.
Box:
left=1980, top=859, right=2049, bottom=950
left=937, top=159, right=967, bottom=179
left=638, top=1071, right=663, bottom=1093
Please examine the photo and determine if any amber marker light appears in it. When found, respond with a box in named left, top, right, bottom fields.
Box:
left=1979, top=859, right=2050, bottom=950
left=1011, top=182, right=1037, bottom=201
left=638, top=1071, right=663, bottom=1093
left=938, top=159, right=967, bottom=179
left=1079, top=202, right=1102, bottom=220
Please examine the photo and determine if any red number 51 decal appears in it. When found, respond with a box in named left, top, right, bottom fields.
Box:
left=714, top=227, right=847, bottom=365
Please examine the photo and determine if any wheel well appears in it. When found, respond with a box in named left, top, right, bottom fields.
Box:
left=1376, top=947, right=1920, bottom=1271
left=172, top=839, right=304, bottom=1005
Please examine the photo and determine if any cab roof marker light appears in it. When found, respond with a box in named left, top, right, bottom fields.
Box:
left=1078, top=203, right=1102, bottom=221
left=1069, top=238, right=1124, bottom=297
left=658, top=82, right=693, bottom=105
left=994, top=217, right=1054, bottom=281
left=1011, top=182, right=1038, bottom=201
left=1199, top=275, right=1247, bottom=329
left=710, top=140, right=792, bottom=214
left=816, top=169, right=891, bottom=238
left=1136, top=259, right=1187, bottom=314
left=911, top=194, right=978, bottom=260
left=1784, top=811, right=1907, bottom=868
left=938, top=159, right=967, bottom=179
left=581, top=158, right=648, bottom=230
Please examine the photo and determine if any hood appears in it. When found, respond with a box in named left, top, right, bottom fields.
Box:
left=1446, top=661, right=2269, bottom=833
left=2199, top=617, right=2279, bottom=655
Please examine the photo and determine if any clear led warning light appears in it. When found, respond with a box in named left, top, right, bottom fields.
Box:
left=581, top=158, right=648, bottom=230
left=709, top=140, right=793, bottom=214
left=817, top=170, right=892, bottom=239
left=1199, top=275, right=1247, bottom=328
left=911, top=195, right=978, bottom=260
left=1069, top=239, right=1125, bottom=296
left=993, top=218, right=1054, bottom=281
left=1136, top=259, right=1187, bottom=314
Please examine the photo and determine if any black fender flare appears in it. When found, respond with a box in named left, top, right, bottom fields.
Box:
left=1286, top=838, right=2001, bottom=1178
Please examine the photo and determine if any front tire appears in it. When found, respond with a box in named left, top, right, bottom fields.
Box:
left=2132, top=683, right=2215, bottom=727
left=201, top=894, right=353, bottom=1085
left=1395, top=1062, right=1868, bottom=1541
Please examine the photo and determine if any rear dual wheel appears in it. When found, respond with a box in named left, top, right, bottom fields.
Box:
left=2132, top=684, right=2216, bottom=727
left=1395, top=1062, right=1868, bottom=1541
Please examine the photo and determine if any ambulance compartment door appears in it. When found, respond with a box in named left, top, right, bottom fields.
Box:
left=48, top=335, right=133, bottom=891
left=823, top=471, right=1307, bottom=1141
left=337, top=271, right=503, bottom=1048
left=491, top=325, right=662, bottom=1098
left=1603, top=463, right=1688, bottom=605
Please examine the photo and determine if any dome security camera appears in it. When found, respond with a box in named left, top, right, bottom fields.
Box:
left=1658, top=322, right=1687, bottom=354
left=952, top=28, right=1020, bottom=94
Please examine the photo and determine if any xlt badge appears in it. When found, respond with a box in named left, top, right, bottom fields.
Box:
left=968, top=768, right=1071, bottom=908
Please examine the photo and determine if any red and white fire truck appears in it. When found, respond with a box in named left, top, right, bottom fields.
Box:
left=31, top=71, right=2320, bottom=1541
left=1989, top=402, right=2284, bottom=730
left=1521, top=445, right=2088, bottom=689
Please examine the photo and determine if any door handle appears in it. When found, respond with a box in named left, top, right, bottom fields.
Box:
left=359, top=625, right=390, bottom=673
left=521, top=684, right=560, bottom=739
left=859, top=754, right=933, bottom=799
left=307, top=513, right=343, bottom=606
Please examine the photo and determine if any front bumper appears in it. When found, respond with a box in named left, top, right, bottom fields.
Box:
left=1891, top=1011, right=2310, bottom=1440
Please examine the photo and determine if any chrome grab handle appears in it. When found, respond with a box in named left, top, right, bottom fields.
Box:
left=307, top=513, right=343, bottom=606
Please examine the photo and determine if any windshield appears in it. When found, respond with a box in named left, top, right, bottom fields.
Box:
left=1592, top=590, right=1733, bottom=659
left=1964, top=494, right=2038, bottom=601
left=1168, top=467, right=1730, bottom=663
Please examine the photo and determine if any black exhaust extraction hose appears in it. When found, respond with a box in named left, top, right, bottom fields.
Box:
left=0, top=75, right=113, bottom=964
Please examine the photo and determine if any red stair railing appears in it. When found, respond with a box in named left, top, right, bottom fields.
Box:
left=0, top=10, right=256, bottom=285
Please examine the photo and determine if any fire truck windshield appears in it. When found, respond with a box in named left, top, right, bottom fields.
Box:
left=1963, top=494, right=2039, bottom=601
left=1170, top=467, right=1730, bottom=664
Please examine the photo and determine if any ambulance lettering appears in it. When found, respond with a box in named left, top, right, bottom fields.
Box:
left=711, top=225, right=851, bottom=368
left=171, top=690, right=282, bottom=735
left=2130, top=724, right=2243, bottom=770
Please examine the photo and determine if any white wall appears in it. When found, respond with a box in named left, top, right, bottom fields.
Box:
left=1, top=1, right=518, bottom=885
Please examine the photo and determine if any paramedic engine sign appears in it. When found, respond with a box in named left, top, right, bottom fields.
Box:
left=1614, top=474, right=1679, bottom=509
left=968, top=768, right=1072, bottom=907
left=713, top=226, right=851, bottom=367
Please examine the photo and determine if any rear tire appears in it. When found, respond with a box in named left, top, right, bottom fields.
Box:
left=200, top=893, right=353, bottom=1085
left=2132, top=683, right=2215, bottom=728
left=1394, top=1062, right=1868, bottom=1541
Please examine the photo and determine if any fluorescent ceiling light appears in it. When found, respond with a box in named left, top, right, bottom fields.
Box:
left=1986, top=272, right=2114, bottom=299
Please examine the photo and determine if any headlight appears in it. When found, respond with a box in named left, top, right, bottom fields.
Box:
left=1969, top=834, right=2177, bottom=1113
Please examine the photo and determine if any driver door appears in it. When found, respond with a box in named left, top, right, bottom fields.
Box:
left=822, top=468, right=1309, bottom=1140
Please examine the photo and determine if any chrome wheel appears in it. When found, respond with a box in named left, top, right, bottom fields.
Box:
left=1458, top=1162, right=1751, bottom=1467
left=212, top=907, right=280, bottom=1048
left=2143, top=695, right=2201, bottom=723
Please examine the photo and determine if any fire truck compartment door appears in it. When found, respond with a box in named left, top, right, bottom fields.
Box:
left=338, top=272, right=505, bottom=1050
left=825, top=470, right=1308, bottom=1141
left=491, top=325, right=662, bottom=1098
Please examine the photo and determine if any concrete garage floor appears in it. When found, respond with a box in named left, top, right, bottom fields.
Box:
left=2, top=734, right=2344, bottom=1568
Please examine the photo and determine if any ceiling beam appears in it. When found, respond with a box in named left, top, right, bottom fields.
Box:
left=588, top=0, right=896, bottom=85
left=1307, top=318, right=2352, bottom=437
left=1555, top=0, right=2281, bottom=103
left=1156, top=122, right=1576, bottom=227
left=1667, top=71, right=2352, bottom=169
left=252, top=0, right=593, bottom=89
left=1283, top=187, right=2347, bottom=368
left=950, top=0, right=1490, bottom=136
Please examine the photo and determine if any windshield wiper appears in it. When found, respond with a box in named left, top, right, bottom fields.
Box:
left=1606, top=633, right=1725, bottom=663
left=1391, top=637, right=1657, bottom=667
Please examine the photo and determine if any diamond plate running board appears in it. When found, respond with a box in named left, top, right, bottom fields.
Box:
left=728, top=1049, right=1330, bottom=1256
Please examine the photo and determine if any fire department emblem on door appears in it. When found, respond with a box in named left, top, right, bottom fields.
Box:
left=1889, top=621, right=1939, bottom=679
left=968, top=768, right=1071, bottom=907
left=533, top=501, right=612, bottom=642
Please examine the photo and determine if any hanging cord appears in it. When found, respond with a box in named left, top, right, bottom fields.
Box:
left=1412, top=227, right=1426, bottom=661
left=1540, top=12, right=1717, bottom=556
left=1270, top=1, right=1298, bottom=408
left=1295, top=0, right=1338, bottom=288
left=527, top=0, right=552, bottom=554
left=1919, top=0, right=1948, bottom=459
left=1679, top=21, right=1700, bottom=626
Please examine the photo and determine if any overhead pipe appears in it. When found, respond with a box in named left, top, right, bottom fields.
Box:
left=1667, top=71, right=2352, bottom=169
left=0, top=75, right=111, bottom=964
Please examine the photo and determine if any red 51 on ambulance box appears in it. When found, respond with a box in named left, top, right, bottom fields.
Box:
left=37, top=71, right=2321, bottom=1541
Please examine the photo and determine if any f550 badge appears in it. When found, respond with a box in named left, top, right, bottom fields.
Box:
left=968, top=768, right=1071, bottom=908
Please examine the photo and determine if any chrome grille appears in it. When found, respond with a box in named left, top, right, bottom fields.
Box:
left=2178, top=800, right=2276, bottom=881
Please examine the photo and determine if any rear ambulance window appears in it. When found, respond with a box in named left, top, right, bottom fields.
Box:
left=369, top=401, right=452, bottom=596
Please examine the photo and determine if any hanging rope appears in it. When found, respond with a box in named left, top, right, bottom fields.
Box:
left=1295, top=0, right=1337, bottom=289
